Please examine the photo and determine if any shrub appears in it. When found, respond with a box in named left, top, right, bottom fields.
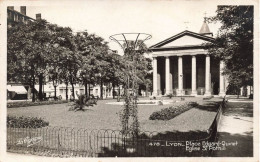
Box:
left=7, top=115, right=49, bottom=128
left=7, top=100, right=69, bottom=108
left=68, top=94, right=98, bottom=111
left=149, top=102, right=199, bottom=120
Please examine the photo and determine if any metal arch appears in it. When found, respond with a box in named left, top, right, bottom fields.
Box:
left=122, top=33, right=129, bottom=50
left=109, top=36, right=124, bottom=50
left=133, top=33, right=140, bottom=50
left=109, top=33, right=152, bottom=52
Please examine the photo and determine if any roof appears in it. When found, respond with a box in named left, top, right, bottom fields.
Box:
left=199, top=21, right=211, bottom=34
left=7, top=8, right=35, bottom=21
left=149, top=30, right=214, bottom=49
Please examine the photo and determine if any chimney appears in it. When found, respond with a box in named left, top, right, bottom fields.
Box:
left=20, top=6, right=26, bottom=15
left=7, top=6, right=14, bottom=10
left=36, top=13, right=41, bottom=20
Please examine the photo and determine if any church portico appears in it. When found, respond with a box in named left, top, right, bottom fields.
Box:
left=150, top=21, right=227, bottom=97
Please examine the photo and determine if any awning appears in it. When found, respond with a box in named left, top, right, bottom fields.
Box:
left=7, top=85, right=27, bottom=94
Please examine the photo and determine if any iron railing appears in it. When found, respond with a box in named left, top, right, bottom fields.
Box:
left=7, top=98, right=226, bottom=157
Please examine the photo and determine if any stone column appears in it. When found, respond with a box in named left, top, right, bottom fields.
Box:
left=204, top=55, right=211, bottom=96
left=153, top=57, right=157, bottom=96
left=191, top=55, right=197, bottom=96
left=165, top=56, right=170, bottom=95
left=178, top=56, right=183, bottom=96
left=219, top=60, right=225, bottom=96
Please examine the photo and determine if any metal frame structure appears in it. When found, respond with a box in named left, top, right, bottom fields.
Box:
left=109, top=33, right=152, bottom=134
left=109, top=33, right=152, bottom=51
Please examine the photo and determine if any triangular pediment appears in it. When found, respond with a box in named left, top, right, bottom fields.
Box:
left=150, top=30, right=214, bottom=49
left=160, top=35, right=208, bottom=47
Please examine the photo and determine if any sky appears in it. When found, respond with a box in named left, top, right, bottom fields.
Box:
left=11, top=1, right=223, bottom=54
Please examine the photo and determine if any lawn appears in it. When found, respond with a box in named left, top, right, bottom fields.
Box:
left=7, top=97, right=222, bottom=132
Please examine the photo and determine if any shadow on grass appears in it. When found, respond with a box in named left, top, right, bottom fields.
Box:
left=70, top=108, right=94, bottom=112
left=212, top=132, right=253, bottom=157
left=98, top=130, right=212, bottom=157
left=194, top=101, right=220, bottom=112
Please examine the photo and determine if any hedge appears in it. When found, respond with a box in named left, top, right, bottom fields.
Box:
left=149, top=102, right=199, bottom=120
left=7, top=100, right=69, bottom=108
left=7, top=116, right=49, bottom=128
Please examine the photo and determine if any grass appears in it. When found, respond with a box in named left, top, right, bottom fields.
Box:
left=7, top=97, right=223, bottom=157
left=7, top=97, right=222, bottom=132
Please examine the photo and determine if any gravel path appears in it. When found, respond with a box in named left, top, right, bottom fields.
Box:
left=213, top=100, right=253, bottom=157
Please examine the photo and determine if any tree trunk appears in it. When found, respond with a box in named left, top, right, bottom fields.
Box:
left=100, top=78, right=103, bottom=99
left=118, top=85, right=120, bottom=97
left=85, top=81, right=88, bottom=97
left=71, top=83, right=75, bottom=99
left=69, top=76, right=75, bottom=100
left=88, top=84, right=91, bottom=97
left=54, top=86, right=57, bottom=98
left=38, top=73, right=43, bottom=101
left=32, top=76, right=36, bottom=102
left=65, top=82, right=68, bottom=101
left=244, top=86, right=248, bottom=97
left=145, top=84, right=148, bottom=97
left=117, top=85, right=121, bottom=102
left=112, top=82, right=115, bottom=99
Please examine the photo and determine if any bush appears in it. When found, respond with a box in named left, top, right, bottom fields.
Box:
left=7, top=115, right=49, bottom=128
left=149, top=102, right=199, bottom=120
left=68, top=94, right=98, bottom=111
left=7, top=100, right=69, bottom=108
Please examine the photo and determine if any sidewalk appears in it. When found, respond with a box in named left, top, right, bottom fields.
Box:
left=213, top=100, right=253, bottom=157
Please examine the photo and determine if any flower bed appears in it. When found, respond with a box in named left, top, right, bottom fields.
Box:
left=7, top=115, right=49, bottom=128
left=7, top=100, right=69, bottom=108
left=149, top=102, right=199, bottom=120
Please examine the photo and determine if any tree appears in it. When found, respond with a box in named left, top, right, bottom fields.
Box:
left=7, top=19, right=53, bottom=101
left=206, top=6, right=253, bottom=94
left=75, top=32, right=105, bottom=98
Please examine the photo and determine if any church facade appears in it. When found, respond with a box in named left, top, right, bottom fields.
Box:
left=150, top=20, right=227, bottom=97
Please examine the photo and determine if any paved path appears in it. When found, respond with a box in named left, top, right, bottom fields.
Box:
left=213, top=99, right=253, bottom=157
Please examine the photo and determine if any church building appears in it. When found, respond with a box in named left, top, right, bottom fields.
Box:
left=150, top=19, right=227, bottom=97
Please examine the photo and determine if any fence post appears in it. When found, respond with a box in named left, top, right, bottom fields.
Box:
left=57, top=133, right=60, bottom=152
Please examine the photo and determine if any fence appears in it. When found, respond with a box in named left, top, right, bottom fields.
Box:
left=7, top=99, right=226, bottom=157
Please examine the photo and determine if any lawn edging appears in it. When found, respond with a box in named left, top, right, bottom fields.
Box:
left=7, top=100, right=69, bottom=108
